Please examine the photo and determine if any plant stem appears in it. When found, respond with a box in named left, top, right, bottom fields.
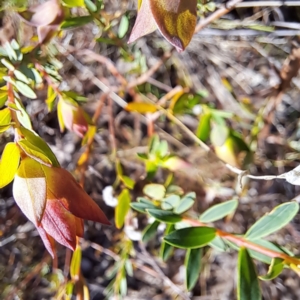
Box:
left=7, top=78, right=21, bottom=128
left=183, top=217, right=300, bottom=267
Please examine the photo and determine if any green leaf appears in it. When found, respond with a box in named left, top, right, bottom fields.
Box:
left=174, top=194, right=195, bottom=214
left=157, top=140, right=168, bottom=157
left=143, top=183, right=165, bottom=200
left=238, top=248, right=261, bottom=300
left=147, top=209, right=181, bottom=223
left=15, top=81, right=36, bottom=99
left=164, top=227, right=216, bottom=249
left=131, top=197, right=156, bottom=213
left=96, top=37, right=118, bottom=46
left=161, top=195, right=181, bottom=210
left=259, top=258, right=284, bottom=281
left=0, top=142, right=20, bottom=188
left=0, top=108, right=11, bottom=132
left=70, top=245, right=82, bottom=280
left=122, top=175, right=135, bottom=189
left=209, top=236, right=228, bottom=252
left=196, top=113, right=211, bottom=142
left=15, top=98, right=32, bottom=129
left=138, top=197, right=156, bottom=206
left=185, top=248, right=202, bottom=290
left=116, top=161, right=135, bottom=189
left=17, top=140, right=53, bottom=167
left=61, top=16, right=94, bottom=29
left=145, top=160, right=158, bottom=179
left=160, top=224, right=175, bottom=261
left=166, top=184, right=184, bottom=195
left=199, top=199, right=238, bottom=223
left=125, top=259, right=133, bottom=277
left=149, top=134, right=160, bottom=154
left=118, top=15, right=129, bottom=39
left=245, top=202, right=299, bottom=240
left=142, top=220, right=160, bottom=243
left=13, top=69, right=30, bottom=84
left=137, top=152, right=148, bottom=160
left=84, top=0, right=98, bottom=12
left=115, top=189, right=131, bottom=229
left=18, top=127, right=60, bottom=167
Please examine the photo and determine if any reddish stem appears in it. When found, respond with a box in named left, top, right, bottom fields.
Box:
left=182, top=217, right=300, bottom=266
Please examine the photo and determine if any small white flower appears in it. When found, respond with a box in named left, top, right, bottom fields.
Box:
left=102, top=186, right=118, bottom=207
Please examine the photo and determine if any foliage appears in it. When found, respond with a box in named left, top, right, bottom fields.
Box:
left=1, top=0, right=300, bottom=299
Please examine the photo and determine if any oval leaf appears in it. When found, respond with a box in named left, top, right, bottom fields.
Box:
left=115, top=189, right=131, bottom=229
left=164, top=227, right=216, bottom=249
left=70, top=245, right=82, bottom=280
left=245, top=202, right=299, bottom=240
left=238, top=247, right=262, bottom=300
left=160, top=224, right=175, bottom=261
left=19, top=127, right=60, bottom=167
left=15, top=80, right=37, bottom=99
left=18, top=140, right=53, bottom=167
left=161, top=195, right=181, bottom=210
left=259, top=257, right=284, bottom=281
left=174, top=195, right=195, bottom=214
left=142, top=220, right=160, bottom=242
left=0, top=142, right=20, bottom=188
left=199, top=199, right=238, bottom=223
left=209, top=236, right=228, bottom=252
left=147, top=209, right=181, bottom=223
left=143, top=183, right=165, bottom=200
left=0, top=108, right=12, bottom=133
left=196, top=113, right=211, bottom=142
left=128, top=0, right=158, bottom=45
left=149, top=0, right=197, bottom=52
left=185, top=248, right=202, bottom=291
left=126, top=102, right=157, bottom=114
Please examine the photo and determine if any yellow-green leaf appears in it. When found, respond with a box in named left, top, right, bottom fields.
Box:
left=15, top=80, right=37, bottom=99
left=63, top=0, right=85, bottom=7
left=17, top=139, right=53, bottom=167
left=0, top=108, right=12, bottom=133
left=15, top=98, right=32, bottom=130
left=46, top=85, right=57, bottom=112
left=18, top=127, right=60, bottom=167
left=70, top=245, right=82, bottom=280
left=0, top=142, right=20, bottom=188
left=115, top=189, right=131, bottom=229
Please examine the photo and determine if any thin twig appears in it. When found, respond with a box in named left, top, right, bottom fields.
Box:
left=85, top=240, right=189, bottom=299
left=194, top=28, right=300, bottom=37
left=108, top=96, right=117, bottom=157
left=195, top=0, right=244, bottom=33
left=138, top=243, right=190, bottom=300
left=127, top=51, right=173, bottom=89
left=66, top=51, right=293, bottom=184
left=233, top=1, right=300, bottom=8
